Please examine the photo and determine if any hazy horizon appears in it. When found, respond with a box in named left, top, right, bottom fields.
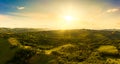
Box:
left=0, top=0, right=120, bottom=29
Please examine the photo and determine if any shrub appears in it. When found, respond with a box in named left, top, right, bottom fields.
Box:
left=105, top=58, right=120, bottom=64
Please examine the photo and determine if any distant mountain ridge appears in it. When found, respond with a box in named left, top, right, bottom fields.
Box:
left=0, top=28, right=49, bottom=33
left=0, top=28, right=120, bottom=33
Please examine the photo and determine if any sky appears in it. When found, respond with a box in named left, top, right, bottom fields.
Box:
left=0, top=0, right=120, bottom=29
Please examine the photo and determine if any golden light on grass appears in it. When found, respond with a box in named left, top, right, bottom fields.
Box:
left=97, top=45, right=118, bottom=54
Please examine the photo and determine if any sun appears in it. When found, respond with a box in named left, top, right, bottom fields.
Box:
left=58, top=14, right=79, bottom=29
left=58, top=15, right=75, bottom=30
left=64, top=15, right=73, bottom=21
left=64, top=15, right=74, bottom=22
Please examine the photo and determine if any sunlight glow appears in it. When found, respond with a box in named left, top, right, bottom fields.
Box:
left=64, top=15, right=73, bottom=21
left=63, top=15, right=77, bottom=24
left=58, top=15, right=76, bottom=30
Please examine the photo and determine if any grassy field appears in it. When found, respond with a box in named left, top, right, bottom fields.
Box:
left=0, top=38, right=18, bottom=64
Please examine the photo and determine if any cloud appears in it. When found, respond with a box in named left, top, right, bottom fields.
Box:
left=17, top=6, right=25, bottom=10
left=107, top=8, right=119, bottom=13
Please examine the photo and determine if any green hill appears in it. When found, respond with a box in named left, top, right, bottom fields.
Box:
left=0, top=38, right=18, bottom=64
left=0, top=28, right=120, bottom=64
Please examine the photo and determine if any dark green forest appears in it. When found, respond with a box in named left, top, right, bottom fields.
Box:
left=0, top=28, right=120, bottom=64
